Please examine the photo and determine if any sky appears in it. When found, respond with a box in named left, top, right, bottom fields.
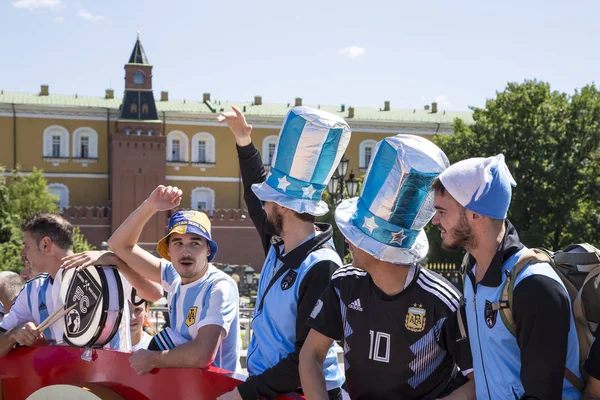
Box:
left=1, top=0, right=599, bottom=111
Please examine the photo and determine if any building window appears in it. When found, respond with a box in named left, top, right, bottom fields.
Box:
left=125, top=129, right=131, bottom=135
left=359, top=139, right=378, bottom=170
left=80, top=136, right=89, bottom=158
left=191, top=187, right=215, bottom=215
left=268, top=143, right=276, bottom=164
left=192, top=132, right=216, bottom=164
left=134, top=71, right=145, bottom=85
left=52, top=136, right=61, bottom=157
left=166, top=131, right=189, bottom=162
left=72, top=128, right=98, bottom=159
left=198, top=141, right=206, bottom=162
left=172, top=139, right=181, bottom=161
left=262, top=135, right=278, bottom=165
left=47, top=183, right=69, bottom=210
left=43, top=125, right=69, bottom=158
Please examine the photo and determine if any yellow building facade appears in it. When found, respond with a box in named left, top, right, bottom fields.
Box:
left=0, top=37, right=473, bottom=267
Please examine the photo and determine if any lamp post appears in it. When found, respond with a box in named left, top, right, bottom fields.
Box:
left=326, top=155, right=359, bottom=259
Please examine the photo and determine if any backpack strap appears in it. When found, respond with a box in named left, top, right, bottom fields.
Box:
left=496, top=249, right=551, bottom=335
left=573, top=266, right=600, bottom=372
left=499, top=248, right=585, bottom=392
left=456, top=252, right=470, bottom=342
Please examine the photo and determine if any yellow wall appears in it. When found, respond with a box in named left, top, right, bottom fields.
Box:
left=5, top=114, right=434, bottom=210
left=0, top=116, right=15, bottom=169
left=45, top=177, right=109, bottom=206
left=14, top=117, right=109, bottom=173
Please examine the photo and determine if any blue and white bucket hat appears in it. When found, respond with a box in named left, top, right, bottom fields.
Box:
left=335, top=135, right=449, bottom=265
left=252, top=106, right=352, bottom=216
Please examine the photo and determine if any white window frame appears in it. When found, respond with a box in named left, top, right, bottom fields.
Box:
left=191, top=132, right=216, bottom=164
left=43, top=125, right=69, bottom=158
left=359, top=139, right=378, bottom=170
left=72, top=127, right=98, bottom=159
left=191, top=187, right=215, bottom=215
left=47, top=183, right=69, bottom=210
left=262, top=135, right=278, bottom=165
left=166, top=130, right=189, bottom=162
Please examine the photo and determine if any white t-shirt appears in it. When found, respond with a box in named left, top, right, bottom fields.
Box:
left=132, top=331, right=153, bottom=351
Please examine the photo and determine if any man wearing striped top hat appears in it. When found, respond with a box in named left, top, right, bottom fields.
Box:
left=217, top=106, right=349, bottom=400
left=299, top=135, right=475, bottom=399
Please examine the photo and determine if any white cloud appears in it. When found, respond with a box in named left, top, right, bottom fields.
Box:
left=54, top=16, right=65, bottom=23
left=78, top=9, right=104, bottom=22
left=338, top=46, right=366, bottom=59
left=435, top=95, right=451, bottom=107
left=11, top=0, right=62, bottom=9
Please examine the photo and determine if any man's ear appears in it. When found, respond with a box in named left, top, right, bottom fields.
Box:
left=40, top=236, right=52, bottom=253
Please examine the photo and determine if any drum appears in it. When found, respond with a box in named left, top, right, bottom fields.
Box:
left=60, top=266, right=124, bottom=348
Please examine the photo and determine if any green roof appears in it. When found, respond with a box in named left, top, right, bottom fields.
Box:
left=0, top=91, right=474, bottom=125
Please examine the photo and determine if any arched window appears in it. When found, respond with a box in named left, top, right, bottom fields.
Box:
left=48, top=183, right=69, bottom=210
left=72, top=127, right=98, bottom=159
left=134, top=71, right=145, bottom=85
left=359, top=139, right=378, bottom=170
left=43, top=125, right=69, bottom=158
left=192, top=132, right=216, bottom=163
left=166, top=131, right=190, bottom=162
left=191, top=187, right=215, bottom=215
left=262, top=135, right=278, bottom=165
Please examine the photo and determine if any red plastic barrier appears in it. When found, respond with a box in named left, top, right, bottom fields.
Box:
left=0, top=347, right=304, bottom=400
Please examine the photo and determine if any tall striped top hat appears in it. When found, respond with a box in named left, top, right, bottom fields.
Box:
left=252, top=106, right=352, bottom=216
left=335, top=135, right=449, bottom=265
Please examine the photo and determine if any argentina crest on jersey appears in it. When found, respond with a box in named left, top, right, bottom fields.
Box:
left=186, top=306, right=198, bottom=327
left=405, top=304, right=427, bottom=332
left=281, top=270, right=298, bottom=291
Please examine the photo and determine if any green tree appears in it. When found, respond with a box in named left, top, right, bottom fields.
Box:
left=427, top=80, right=600, bottom=264
left=0, top=167, right=93, bottom=273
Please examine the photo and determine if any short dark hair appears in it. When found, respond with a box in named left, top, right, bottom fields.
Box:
left=431, top=177, right=446, bottom=195
left=20, top=213, right=73, bottom=250
left=293, top=211, right=316, bottom=223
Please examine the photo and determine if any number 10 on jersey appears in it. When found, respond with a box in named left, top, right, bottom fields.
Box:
left=369, top=330, right=390, bottom=363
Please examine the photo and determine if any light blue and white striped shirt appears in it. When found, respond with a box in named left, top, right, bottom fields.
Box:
left=161, top=261, right=241, bottom=373
left=0, top=269, right=131, bottom=352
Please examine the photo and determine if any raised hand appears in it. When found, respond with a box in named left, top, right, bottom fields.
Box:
left=217, top=106, right=252, bottom=146
left=61, top=250, right=120, bottom=271
left=146, top=185, right=182, bottom=212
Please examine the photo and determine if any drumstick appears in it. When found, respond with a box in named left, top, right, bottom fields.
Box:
left=37, top=303, right=78, bottom=332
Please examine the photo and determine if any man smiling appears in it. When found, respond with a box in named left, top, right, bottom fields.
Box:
left=108, top=185, right=241, bottom=374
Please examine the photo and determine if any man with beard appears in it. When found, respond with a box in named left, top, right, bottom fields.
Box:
left=431, top=155, right=581, bottom=400
left=0, top=213, right=161, bottom=356
left=217, top=106, right=350, bottom=400
left=300, top=135, right=475, bottom=400
left=108, top=188, right=241, bottom=374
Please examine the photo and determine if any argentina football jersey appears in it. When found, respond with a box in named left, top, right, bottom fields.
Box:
left=160, top=261, right=241, bottom=373
left=0, top=269, right=132, bottom=352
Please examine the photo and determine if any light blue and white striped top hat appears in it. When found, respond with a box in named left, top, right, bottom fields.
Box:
left=252, top=106, right=351, bottom=216
left=335, top=135, right=449, bottom=265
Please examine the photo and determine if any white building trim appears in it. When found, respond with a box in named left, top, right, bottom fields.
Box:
left=166, top=130, right=190, bottom=162
left=72, top=127, right=99, bottom=158
left=191, top=187, right=215, bottom=213
left=165, top=175, right=240, bottom=182
left=43, top=125, right=69, bottom=158
left=47, top=183, right=69, bottom=210
left=191, top=132, right=216, bottom=163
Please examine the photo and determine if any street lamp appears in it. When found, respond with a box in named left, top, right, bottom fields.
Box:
left=326, top=155, right=360, bottom=259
